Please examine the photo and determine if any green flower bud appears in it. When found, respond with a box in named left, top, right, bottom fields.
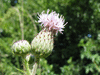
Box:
left=12, top=40, right=31, bottom=56
left=31, top=28, right=54, bottom=58
left=26, top=54, right=35, bottom=64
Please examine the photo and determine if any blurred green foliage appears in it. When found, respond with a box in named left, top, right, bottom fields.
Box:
left=0, top=0, right=100, bottom=75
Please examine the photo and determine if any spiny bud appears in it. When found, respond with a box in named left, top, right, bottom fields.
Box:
left=31, top=28, right=54, bottom=58
left=12, top=40, right=31, bottom=56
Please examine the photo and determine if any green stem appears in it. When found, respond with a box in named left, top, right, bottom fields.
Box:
left=21, top=0, right=24, bottom=40
left=32, top=56, right=40, bottom=75
left=25, top=60, right=31, bottom=75
left=22, top=57, right=31, bottom=75
left=32, top=62, right=38, bottom=75
left=16, top=56, right=20, bottom=68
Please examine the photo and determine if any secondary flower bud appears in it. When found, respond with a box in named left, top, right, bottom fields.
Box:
left=26, top=54, right=35, bottom=64
left=31, top=28, right=53, bottom=58
left=12, top=40, right=31, bottom=56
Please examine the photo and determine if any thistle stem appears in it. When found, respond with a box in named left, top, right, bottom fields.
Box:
left=22, top=57, right=31, bottom=75
left=32, top=56, right=40, bottom=75
left=21, top=0, right=24, bottom=40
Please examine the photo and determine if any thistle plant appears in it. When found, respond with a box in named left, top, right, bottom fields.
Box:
left=12, top=9, right=67, bottom=75
left=31, top=10, right=67, bottom=58
left=31, top=9, right=67, bottom=74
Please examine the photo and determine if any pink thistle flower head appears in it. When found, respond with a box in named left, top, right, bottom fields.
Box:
left=38, top=9, right=68, bottom=35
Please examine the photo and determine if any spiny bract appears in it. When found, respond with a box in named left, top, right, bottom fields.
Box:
left=31, top=28, right=53, bottom=58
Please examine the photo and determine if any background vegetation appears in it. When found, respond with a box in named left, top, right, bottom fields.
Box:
left=0, top=0, right=100, bottom=75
